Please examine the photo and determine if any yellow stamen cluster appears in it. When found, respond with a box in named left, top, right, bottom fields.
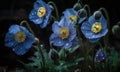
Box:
left=14, top=31, right=26, bottom=43
left=91, top=22, right=102, bottom=33
left=37, top=7, right=46, bottom=17
left=69, top=15, right=77, bottom=22
left=59, top=27, right=69, bottom=39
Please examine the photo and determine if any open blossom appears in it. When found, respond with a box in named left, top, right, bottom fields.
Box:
left=49, top=18, right=78, bottom=48
left=63, top=8, right=77, bottom=24
left=5, top=25, right=34, bottom=55
left=81, top=11, right=108, bottom=43
left=29, top=0, right=52, bottom=28
left=63, top=8, right=87, bottom=24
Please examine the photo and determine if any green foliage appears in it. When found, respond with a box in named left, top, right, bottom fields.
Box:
left=107, top=47, right=120, bottom=72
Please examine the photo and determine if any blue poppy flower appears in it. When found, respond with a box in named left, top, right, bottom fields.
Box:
left=5, top=25, right=34, bottom=55
left=94, top=49, right=106, bottom=62
left=81, top=11, right=108, bottom=43
left=29, top=0, right=52, bottom=28
left=63, top=8, right=86, bottom=24
left=63, top=8, right=78, bottom=24
left=49, top=18, right=78, bottom=48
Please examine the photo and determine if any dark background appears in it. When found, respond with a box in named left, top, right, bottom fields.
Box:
left=0, top=0, right=120, bottom=68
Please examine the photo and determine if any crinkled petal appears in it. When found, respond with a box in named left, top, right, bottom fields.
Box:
left=50, top=34, right=64, bottom=46
left=12, top=43, right=28, bottom=55
left=68, top=24, right=76, bottom=41
left=58, top=17, right=67, bottom=27
left=62, top=41, right=72, bottom=49
left=88, top=16, right=96, bottom=25
left=5, top=33, right=17, bottom=48
left=99, top=15, right=107, bottom=29
left=29, top=9, right=43, bottom=24
left=23, top=35, right=34, bottom=50
left=33, top=2, right=42, bottom=10
left=52, top=21, right=61, bottom=34
left=9, top=25, right=20, bottom=34
left=81, top=21, right=91, bottom=31
left=63, top=8, right=77, bottom=18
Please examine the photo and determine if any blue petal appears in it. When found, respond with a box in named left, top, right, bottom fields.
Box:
left=63, top=8, right=77, bottom=18
left=78, top=17, right=86, bottom=24
left=71, top=37, right=79, bottom=47
left=5, top=33, right=17, bottom=48
left=99, top=15, right=107, bottom=29
left=33, top=1, right=43, bottom=10
left=36, top=0, right=46, bottom=6
left=81, top=21, right=91, bottom=31
left=89, top=38, right=100, bottom=43
left=88, top=16, right=96, bottom=25
left=29, top=9, right=43, bottom=24
left=61, top=41, right=72, bottom=49
left=50, top=33, right=64, bottom=46
left=58, top=17, right=66, bottom=27
left=23, top=34, right=35, bottom=50
left=9, top=25, right=20, bottom=34
left=52, top=21, right=61, bottom=34
left=68, top=24, right=76, bottom=41
left=12, top=43, right=28, bottom=55
left=40, top=6, right=52, bottom=28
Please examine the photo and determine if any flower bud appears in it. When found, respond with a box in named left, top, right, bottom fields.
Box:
left=93, top=11, right=102, bottom=20
left=94, top=49, right=106, bottom=63
left=77, top=8, right=87, bottom=18
left=73, top=3, right=82, bottom=11
left=112, top=23, right=120, bottom=38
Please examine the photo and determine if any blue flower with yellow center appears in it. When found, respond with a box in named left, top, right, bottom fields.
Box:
left=29, top=0, right=52, bottom=28
left=63, top=8, right=86, bottom=24
left=81, top=11, right=108, bottom=43
left=5, top=25, right=34, bottom=55
left=94, top=49, right=106, bottom=62
left=63, top=8, right=77, bottom=24
left=49, top=18, right=78, bottom=48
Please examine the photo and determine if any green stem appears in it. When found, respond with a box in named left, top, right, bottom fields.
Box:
left=99, top=7, right=110, bottom=72
left=38, top=45, right=46, bottom=69
left=20, top=20, right=35, bottom=36
left=75, top=24, right=82, bottom=48
left=77, top=0, right=84, bottom=7
left=99, top=7, right=110, bottom=47
left=83, top=4, right=91, bottom=17
left=48, top=1, right=59, bottom=20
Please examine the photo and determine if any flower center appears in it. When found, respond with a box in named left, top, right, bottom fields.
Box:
left=37, top=7, right=46, bottom=17
left=91, top=22, right=102, bottom=33
left=69, top=15, right=77, bottom=22
left=14, top=31, right=26, bottom=43
left=59, top=27, right=69, bottom=39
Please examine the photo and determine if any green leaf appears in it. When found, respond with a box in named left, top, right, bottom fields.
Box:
left=68, top=45, right=80, bottom=53
left=16, top=69, right=25, bottom=72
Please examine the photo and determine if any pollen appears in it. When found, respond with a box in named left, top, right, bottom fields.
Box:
left=59, top=27, right=69, bottom=39
left=37, top=7, right=46, bottom=17
left=14, top=31, right=26, bottom=43
left=69, top=15, right=77, bottom=22
left=91, top=22, right=102, bottom=33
